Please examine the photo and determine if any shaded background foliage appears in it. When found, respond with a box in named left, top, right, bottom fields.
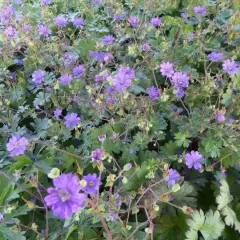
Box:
left=0, top=0, right=240, bottom=239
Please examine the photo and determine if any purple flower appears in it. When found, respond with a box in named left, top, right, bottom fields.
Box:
left=60, top=74, right=73, bottom=86
left=208, top=52, right=223, bottom=62
left=113, top=66, right=135, bottom=92
left=15, top=13, right=24, bottom=22
left=216, top=112, right=225, bottom=122
left=102, top=35, right=115, bottom=45
left=73, top=65, right=86, bottom=78
left=7, top=136, right=29, bottom=157
left=226, top=118, right=234, bottom=126
left=124, top=163, right=132, bottom=171
left=23, top=25, right=32, bottom=32
left=222, top=59, right=239, bottom=75
left=176, top=87, right=185, bottom=98
left=41, top=0, right=52, bottom=4
left=185, top=151, right=204, bottom=170
left=114, top=14, right=124, bottom=21
left=80, top=173, right=102, bottom=194
left=10, top=72, right=17, bottom=81
left=72, top=18, right=85, bottom=28
left=106, top=213, right=118, bottom=222
left=142, top=43, right=151, bottom=52
left=150, top=17, right=162, bottom=26
left=0, top=7, right=15, bottom=24
left=89, top=51, right=114, bottom=63
left=4, top=26, right=17, bottom=39
left=64, top=113, right=80, bottom=128
left=91, top=149, right=104, bottom=161
left=32, top=70, right=46, bottom=85
left=194, top=6, right=207, bottom=16
left=44, top=173, right=87, bottom=219
left=128, top=16, right=139, bottom=28
left=105, top=86, right=117, bottom=95
left=16, top=60, right=25, bottom=68
left=98, top=134, right=106, bottom=142
left=164, top=169, right=180, bottom=186
left=92, top=0, right=102, bottom=4
left=54, top=108, right=62, bottom=119
left=181, top=13, right=188, bottom=19
left=147, top=86, right=160, bottom=100
left=102, top=53, right=114, bottom=62
left=38, top=24, right=51, bottom=37
left=95, top=75, right=103, bottom=82
left=106, top=97, right=116, bottom=107
left=55, top=16, right=68, bottom=27
left=188, top=32, right=196, bottom=40
left=130, top=148, right=136, bottom=154
left=63, top=52, right=78, bottom=67
left=0, top=213, right=3, bottom=221
left=171, top=72, right=189, bottom=88
left=160, top=62, right=174, bottom=78
left=14, top=0, right=23, bottom=5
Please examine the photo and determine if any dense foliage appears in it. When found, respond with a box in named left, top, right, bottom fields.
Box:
left=0, top=0, right=240, bottom=239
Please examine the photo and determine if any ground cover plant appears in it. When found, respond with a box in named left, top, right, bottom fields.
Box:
left=0, top=0, right=240, bottom=239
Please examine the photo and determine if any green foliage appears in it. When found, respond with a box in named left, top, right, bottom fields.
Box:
left=0, top=0, right=239, bottom=239
left=186, top=210, right=224, bottom=240
left=0, top=225, right=26, bottom=240
left=174, top=132, right=191, bottom=148
left=0, top=175, right=13, bottom=209
left=216, top=179, right=240, bottom=233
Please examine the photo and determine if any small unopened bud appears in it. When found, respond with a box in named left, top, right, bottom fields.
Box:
left=123, top=163, right=132, bottom=171
left=182, top=206, right=193, bottom=215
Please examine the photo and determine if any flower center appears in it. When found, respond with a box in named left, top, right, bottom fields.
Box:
left=58, top=190, right=71, bottom=202
left=14, top=141, right=20, bottom=149
left=88, top=181, right=95, bottom=187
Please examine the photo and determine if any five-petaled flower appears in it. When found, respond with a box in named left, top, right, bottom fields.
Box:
left=7, top=135, right=29, bottom=156
left=222, top=59, right=239, bottom=75
left=44, top=173, right=87, bottom=219
left=64, top=113, right=80, bottom=128
left=185, top=151, right=204, bottom=170
left=164, top=169, right=180, bottom=186
left=80, top=173, right=102, bottom=194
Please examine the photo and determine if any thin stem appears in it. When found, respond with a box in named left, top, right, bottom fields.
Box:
left=36, top=186, right=49, bottom=239
left=17, top=223, right=41, bottom=235
left=0, top=170, right=41, bottom=201
left=179, top=98, right=191, bottom=119
left=127, top=221, right=148, bottom=240
left=87, top=198, right=113, bottom=240
left=54, top=147, right=83, bottom=160
left=55, top=222, right=75, bottom=237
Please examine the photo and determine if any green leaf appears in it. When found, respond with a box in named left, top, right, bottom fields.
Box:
left=10, top=155, right=33, bottom=172
left=174, top=132, right=191, bottom=148
left=31, top=118, right=52, bottom=139
left=216, top=179, right=240, bottom=233
left=123, top=165, right=148, bottom=192
left=186, top=210, right=224, bottom=240
left=0, top=225, right=26, bottom=240
left=216, top=179, right=233, bottom=210
left=161, top=141, right=179, bottom=155
left=4, top=205, right=31, bottom=222
left=201, top=210, right=224, bottom=240
left=200, top=136, right=222, bottom=158
left=172, top=182, right=197, bottom=207
left=0, top=175, right=13, bottom=207
left=33, top=92, right=51, bottom=107
left=154, top=213, right=187, bottom=240
left=220, top=148, right=239, bottom=167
